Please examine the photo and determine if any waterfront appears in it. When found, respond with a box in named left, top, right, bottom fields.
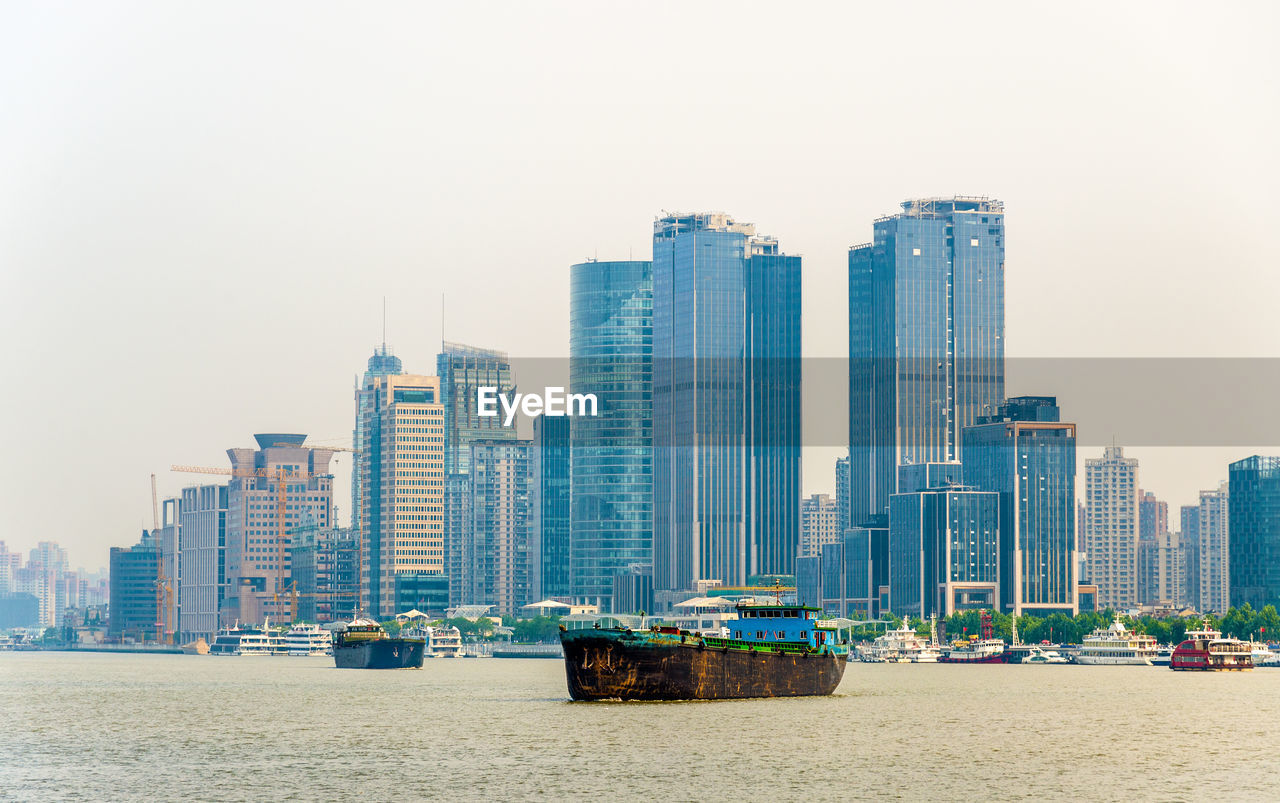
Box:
left=2, top=653, right=1279, bottom=801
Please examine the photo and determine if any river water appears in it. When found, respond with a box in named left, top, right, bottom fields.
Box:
left=2, top=652, right=1278, bottom=801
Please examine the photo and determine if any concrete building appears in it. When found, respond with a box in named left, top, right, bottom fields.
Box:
left=177, top=484, right=227, bottom=641
left=1180, top=504, right=1201, bottom=609
left=108, top=532, right=158, bottom=640
left=467, top=440, right=533, bottom=615
left=849, top=197, right=1005, bottom=525
left=291, top=525, right=358, bottom=623
left=530, top=415, right=570, bottom=602
left=1154, top=531, right=1186, bottom=608
left=1084, top=446, right=1139, bottom=610
left=352, top=343, right=403, bottom=540
left=800, top=494, right=842, bottom=558
left=225, top=434, right=334, bottom=625
left=358, top=376, right=446, bottom=619
left=18, top=541, right=71, bottom=627
left=1198, top=480, right=1230, bottom=614
left=889, top=484, right=999, bottom=618
left=1228, top=456, right=1280, bottom=610
left=0, top=541, right=20, bottom=594
left=1137, top=489, right=1169, bottom=605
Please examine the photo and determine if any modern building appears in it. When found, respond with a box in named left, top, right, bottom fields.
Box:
left=1198, top=480, right=1230, bottom=614
left=568, top=259, right=653, bottom=610
left=1084, top=446, right=1139, bottom=610
left=108, top=532, right=159, bottom=640
left=800, top=494, right=842, bottom=558
left=1180, top=504, right=1201, bottom=609
left=394, top=573, right=450, bottom=618
left=291, top=525, right=358, bottom=623
left=177, top=484, right=227, bottom=642
left=154, top=497, right=180, bottom=641
left=849, top=197, right=1005, bottom=525
left=815, top=519, right=890, bottom=619
left=1154, top=531, right=1186, bottom=608
left=0, top=541, right=19, bottom=594
left=835, top=455, right=851, bottom=533
left=17, top=541, right=71, bottom=627
left=466, top=440, right=533, bottom=615
left=888, top=484, right=999, bottom=618
left=358, top=377, right=445, bottom=619
left=611, top=564, right=654, bottom=616
left=352, top=343, right=403, bottom=538
left=437, top=342, right=517, bottom=606
left=1137, top=489, right=1169, bottom=605
left=963, top=397, right=1078, bottom=616
left=530, top=415, right=570, bottom=601
left=224, top=434, right=334, bottom=626
left=1228, top=456, right=1280, bottom=610
left=652, top=212, right=802, bottom=594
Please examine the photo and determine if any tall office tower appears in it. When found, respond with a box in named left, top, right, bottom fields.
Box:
left=22, top=541, right=69, bottom=626
left=1228, top=456, right=1280, bottom=610
left=835, top=456, right=851, bottom=533
left=963, top=397, right=1078, bottom=616
left=437, top=342, right=516, bottom=606
left=1137, top=490, right=1169, bottom=605
left=1084, top=446, right=1140, bottom=610
left=467, top=440, right=533, bottom=615
left=225, top=435, right=334, bottom=625
left=155, top=498, right=180, bottom=641
left=358, top=376, right=445, bottom=619
left=800, top=494, right=842, bottom=558
left=530, top=415, right=570, bottom=601
left=848, top=197, right=1005, bottom=525
left=178, top=484, right=227, bottom=642
left=292, top=525, right=359, bottom=623
left=352, top=344, right=403, bottom=535
left=569, top=260, right=653, bottom=610
left=108, top=532, right=158, bottom=640
left=888, top=484, right=999, bottom=618
left=1180, top=504, right=1201, bottom=609
left=1198, top=480, right=1230, bottom=613
left=652, top=212, right=801, bottom=594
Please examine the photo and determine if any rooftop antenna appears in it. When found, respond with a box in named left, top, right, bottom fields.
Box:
left=382, top=296, right=387, bottom=349
left=441, top=293, right=445, bottom=350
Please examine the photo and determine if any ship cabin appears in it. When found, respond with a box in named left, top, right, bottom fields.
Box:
left=722, top=603, right=838, bottom=650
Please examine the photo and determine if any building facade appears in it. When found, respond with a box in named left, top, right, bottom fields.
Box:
left=1198, top=480, right=1230, bottom=614
left=108, top=532, right=158, bottom=640
left=800, top=494, right=842, bottom=558
left=530, top=415, right=571, bottom=601
left=1180, top=504, right=1201, bottom=609
left=835, top=455, right=851, bottom=533
left=1228, top=456, right=1280, bottom=610
left=292, top=525, right=358, bottom=623
left=568, top=259, right=653, bottom=610
left=888, top=485, right=999, bottom=618
left=652, top=212, right=801, bottom=594
left=1084, top=446, right=1139, bottom=610
left=849, top=197, right=1005, bottom=525
left=352, top=344, right=403, bottom=538
left=177, top=484, right=227, bottom=642
left=467, top=440, right=533, bottom=615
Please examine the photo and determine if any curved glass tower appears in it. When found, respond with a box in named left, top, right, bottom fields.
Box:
left=569, top=260, right=653, bottom=610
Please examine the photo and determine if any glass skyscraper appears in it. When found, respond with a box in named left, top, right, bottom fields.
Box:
left=531, top=414, right=571, bottom=601
left=569, top=260, right=652, bottom=609
left=352, top=344, right=402, bottom=535
left=888, top=485, right=999, bottom=618
left=848, top=197, right=1005, bottom=525
left=652, top=213, right=801, bottom=594
left=1228, top=456, right=1280, bottom=610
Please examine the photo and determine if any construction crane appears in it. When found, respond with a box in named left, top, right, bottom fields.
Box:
left=172, top=462, right=318, bottom=626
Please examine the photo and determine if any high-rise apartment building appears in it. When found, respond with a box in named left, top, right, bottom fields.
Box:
left=652, top=212, right=801, bottom=593
left=467, top=440, right=533, bottom=615
left=1198, top=480, right=1230, bottom=613
left=1084, top=446, right=1139, bottom=610
left=225, top=435, right=334, bottom=625
left=801, top=494, right=842, bottom=558
left=530, top=415, right=570, bottom=601
left=359, top=376, right=445, bottom=619
left=352, top=344, right=403, bottom=535
left=1228, top=456, right=1280, bottom=610
left=1137, top=490, right=1169, bottom=605
left=569, top=259, right=653, bottom=610
left=437, top=343, right=516, bottom=606
left=963, top=397, right=1078, bottom=616
left=20, top=541, right=71, bottom=627
left=178, top=484, right=227, bottom=642
left=888, top=484, right=999, bottom=617
left=849, top=197, right=1005, bottom=525
left=1180, top=504, right=1201, bottom=609
left=0, top=541, right=20, bottom=594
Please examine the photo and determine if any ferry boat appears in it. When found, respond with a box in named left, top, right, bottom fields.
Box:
left=558, top=599, right=849, bottom=701
left=1170, top=625, right=1253, bottom=671
left=284, top=623, right=332, bottom=656
left=333, top=619, right=425, bottom=669
left=857, top=624, right=940, bottom=663
left=401, top=624, right=465, bottom=658
left=1075, top=616, right=1157, bottom=666
left=209, top=620, right=286, bottom=656
left=939, top=611, right=1008, bottom=664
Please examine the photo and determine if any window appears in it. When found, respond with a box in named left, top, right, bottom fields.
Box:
left=971, top=238, right=980, bottom=247
left=912, top=248, right=921, bottom=256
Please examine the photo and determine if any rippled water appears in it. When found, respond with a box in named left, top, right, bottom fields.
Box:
left=2, top=652, right=1278, bottom=800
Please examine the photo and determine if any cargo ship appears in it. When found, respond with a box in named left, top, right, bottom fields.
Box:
left=558, top=601, right=848, bottom=701
left=1170, top=624, right=1253, bottom=671
left=939, top=610, right=1009, bottom=664
left=332, top=619, right=425, bottom=669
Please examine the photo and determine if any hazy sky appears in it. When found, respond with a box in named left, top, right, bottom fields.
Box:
left=3, top=2, right=1278, bottom=568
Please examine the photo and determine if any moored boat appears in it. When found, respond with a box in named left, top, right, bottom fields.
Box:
left=284, top=623, right=332, bottom=656
left=1170, top=625, right=1253, bottom=671
left=939, top=611, right=1008, bottom=664
left=332, top=619, right=424, bottom=669
left=1075, top=616, right=1157, bottom=666
left=558, top=600, right=849, bottom=701
left=209, top=620, right=286, bottom=656
left=857, top=624, right=940, bottom=663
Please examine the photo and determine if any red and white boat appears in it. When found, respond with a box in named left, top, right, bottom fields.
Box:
left=939, top=610, right=1009, bottom=664
left=1170, top=625, right=1253, bottom=671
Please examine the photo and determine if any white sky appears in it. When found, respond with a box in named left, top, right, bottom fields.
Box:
left=3, top=2, right=1278, bottom=568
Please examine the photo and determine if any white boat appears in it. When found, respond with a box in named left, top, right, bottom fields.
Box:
left=1022, top=645, right=1069, bottom=664
left=284, top=623, right=333, bottom=656
left=857, top=624, right=941, bottom=663
left=1075, top=616, right=1157, bottom=665
left=403, top=624, right=465, bottom=658
left=209, top=619, right=287, bottom=656
left=1248, top=641, right=1277, bottom=666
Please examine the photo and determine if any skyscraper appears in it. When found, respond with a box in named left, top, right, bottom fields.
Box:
left=178, top=484, right=227, bottom=642
left=437, top=342, right=516, bottom=605
left=358, top=376, right=445, bottom=619
left=1180, top=504, right=1201, bottom=609
left=888, top=484, right=999, bottom=618
left=835, top=455, right=851, bottom=533
left=848, top=197, right=1005, bottom=525
left=800, top=494, right=842, bottom=558
left=352, top=344, right=403, bottom=535
left=530, top=414, right=570, bottom=601
left=1084, top=446, right=1139, bottom=610
left=1198, top=480, right=1230, bottom=613
left=1137, top=489, right=1169, bottom=605
left=962, top=396, right=1077, bottom=615
left=1228, top=456, right=1280, bottom=610
left=652, top=212, right=801, bottom=594
left=569, top=259, right=653, bottom=610
left=109, top=532, right=158, bottom=640
left=468, top=440, right=533, bottom=614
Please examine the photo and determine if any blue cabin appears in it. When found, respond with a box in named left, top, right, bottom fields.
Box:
left=728, top=603, right=834, bottom=649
